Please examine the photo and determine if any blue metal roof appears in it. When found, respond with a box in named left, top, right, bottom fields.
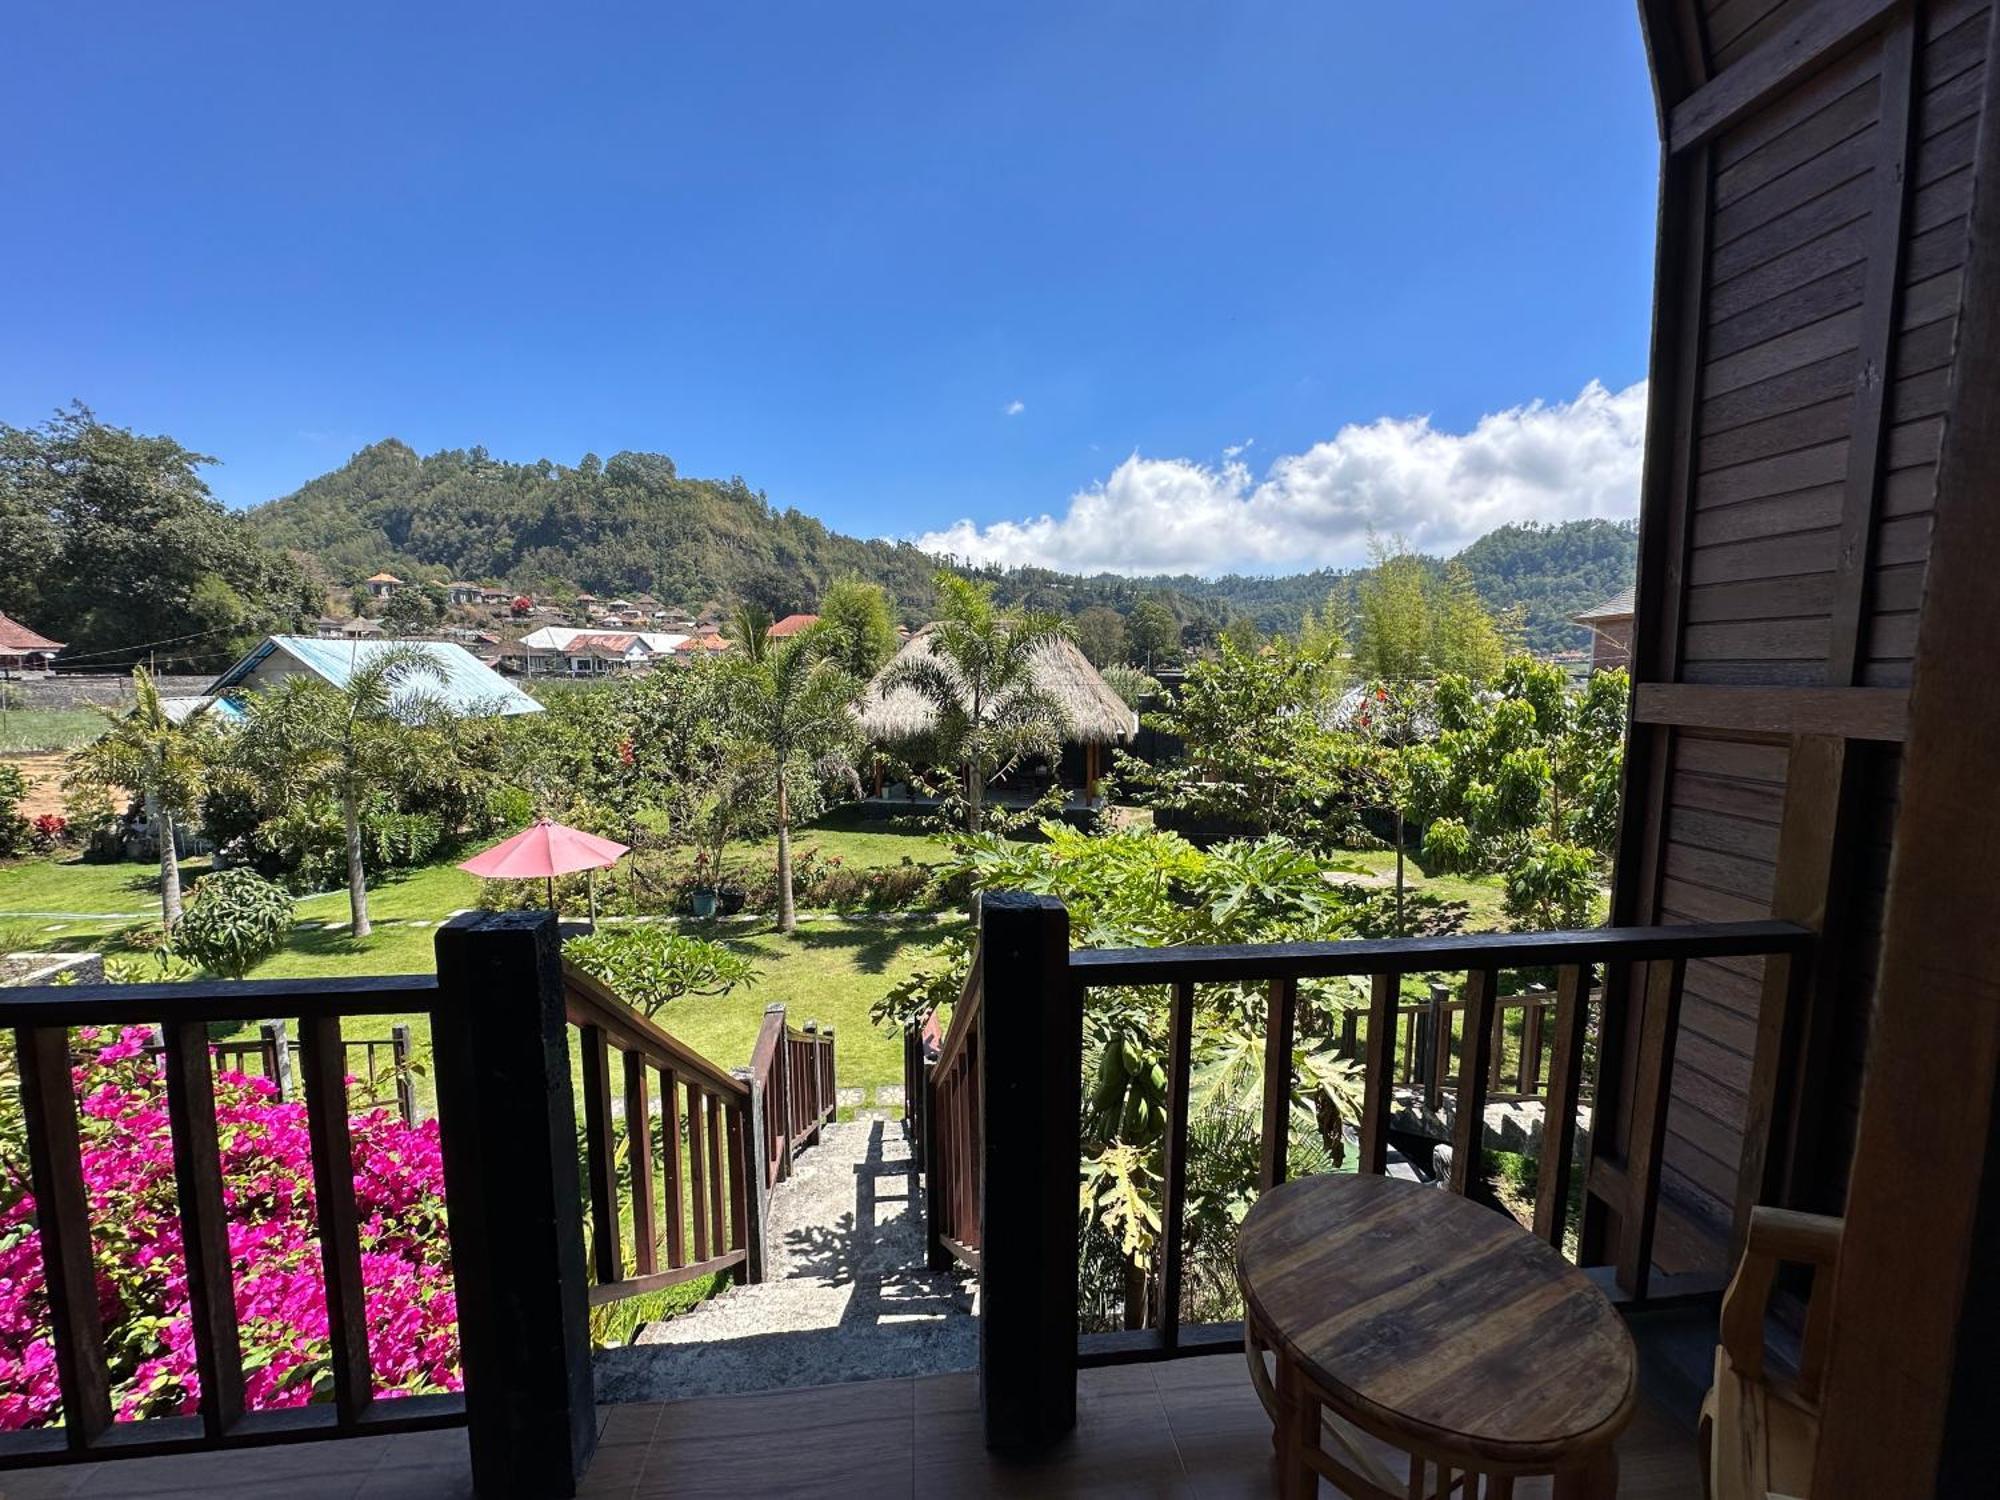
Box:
left=208, top=636, right=544, bottom=718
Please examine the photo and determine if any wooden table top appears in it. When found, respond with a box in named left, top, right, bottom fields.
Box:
left=1235, top=1174, right=1637, bottom=1468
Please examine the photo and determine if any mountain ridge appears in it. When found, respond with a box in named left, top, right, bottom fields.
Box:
left=247, top=440, right=1637, bottom=653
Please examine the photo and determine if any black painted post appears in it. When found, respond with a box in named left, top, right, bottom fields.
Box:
left=433, top=912, right=597, bottom=1498
left=978, top=892, right=1079, bottom=1451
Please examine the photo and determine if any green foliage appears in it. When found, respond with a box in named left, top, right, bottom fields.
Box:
left=1399, top=657, right=1627, bottom=928
left=1098, top=664, right=1159, bottom=709
left=379, top=586, right=443, bottom=632
left=871, top=932, right=972, bottom=1032
left=1125, top=597, right=1180, bottom=669
left=562, top=926, right=758, bottom=1018
left=1070, top=605, right=1127, bottom=669
left=0, top=404, right=316, bottom=669
left=815, top=576, right=900, bottom=679
left=168, top=866, right=296, bottom=978
left=0, top=762, right=28, bottom=857
left=1352, top=542, right=1510, bottom=683
left=1115, top=640, right=1361, bottom=844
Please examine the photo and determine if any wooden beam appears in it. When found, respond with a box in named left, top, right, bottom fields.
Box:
left=1533, top=966, right=1592, bottom=1249
left=1618, top=957, right=1688, bottom=1299
left=1157, top=980, right=1195, bottom=1350
left=1357, top=972, right=1397, bottom=1177
left=1815, top=20, right=2000, bottom=1489
left=1258, top=978, right=1298, bottom=1191
left=1631, top=682, right=1910, bottom=740
left=1828, top=7, right=1919, bottom=685
left=1732, top=737, right=1860, bottom=1253
left=1668, top=0, right=1904, bottom=153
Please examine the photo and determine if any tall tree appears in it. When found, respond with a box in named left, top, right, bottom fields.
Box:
left=1126, top=597, right=1180, bottom=671
left=1352, top=541, right=1433, bottom=680
left=726, top=605, right=860, bottom=932
left=65, top=667, right=220, bottom=931
left=1071, top=606, right=1128, bottom=669
left=0, top=405, right=317, bottom=668
left=230, top=647, right=453, bottom=937
left=816, top=576, right=899, bottom=680
left=877, top=572, right=1070, bottom=833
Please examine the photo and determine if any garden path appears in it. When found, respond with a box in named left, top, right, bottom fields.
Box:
left=592, top=1119, right=976, bottom=1403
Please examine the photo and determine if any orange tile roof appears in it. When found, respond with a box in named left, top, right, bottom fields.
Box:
left=0, top=612, right=64, bottom=654
left=767, top=613, right=820, bottom=637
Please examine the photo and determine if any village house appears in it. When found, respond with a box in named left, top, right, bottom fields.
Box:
left=361, top=571, right=403, bottom=599
left=0, top=611, right=65, bottom=675
left=1573, top=586, right=1634, bottom=672
left=500, top=624, right=689, bottom=676
left=444, top=581, right=483, bottom=607
left=203, top=634, right=543, bottom=716
left=766, top=612, right=819, bottom=638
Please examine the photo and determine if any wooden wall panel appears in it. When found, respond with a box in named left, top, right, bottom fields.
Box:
left=1612, top=0, right=1991, bottom=1286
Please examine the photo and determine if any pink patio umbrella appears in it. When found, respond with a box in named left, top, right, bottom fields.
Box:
left=458, top=817, right=629, bottom=925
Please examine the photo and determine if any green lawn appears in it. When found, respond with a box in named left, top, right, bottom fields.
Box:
left=0, top=707, right=106, bottom=754
left=1337, top=847, right=1514, bottom=930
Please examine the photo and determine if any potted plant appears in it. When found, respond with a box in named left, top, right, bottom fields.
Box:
left=688, top=848, right=722, bottom=919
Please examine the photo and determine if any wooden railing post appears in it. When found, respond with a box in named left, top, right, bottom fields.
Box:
left=765, top=1004, right=791, bottom=1181
left=433, top=912, right=596, bottom=1499
left=977, top=891, right=1078, bottom=1452
left=391, top=1022, right=417, bottom=1124
left=736, top=1065, right=771, bottom=1283
left=923, top=1057, right=949, bottom=1272
left=260, top=1018, right=295, bottom=1101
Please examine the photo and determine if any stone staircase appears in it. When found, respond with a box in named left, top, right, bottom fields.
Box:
left=593, top=1118, right=977, bottom=1403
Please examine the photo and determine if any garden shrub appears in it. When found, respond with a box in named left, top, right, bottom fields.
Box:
left=0, top=1030, right=458, bottom=1428
left=169, top=867, right=297, bottom=978
left=562, top=926, right=758, bottom=1018
left=0, top=763, right=28, bottom=857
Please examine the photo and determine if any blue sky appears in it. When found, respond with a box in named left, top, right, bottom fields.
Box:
left=0, top=4, right=1661, bottom=575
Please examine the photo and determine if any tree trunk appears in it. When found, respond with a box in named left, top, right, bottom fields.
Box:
left=965, top=763, right=983, bottom=835
left=775, top=768, right=796, bottom=934
left=158, top=808, right=184, bottom=933
left=343, top=792, right=371, bottom=938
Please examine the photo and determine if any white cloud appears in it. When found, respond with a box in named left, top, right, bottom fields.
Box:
left=1222, top=438, right=1254, bottom=459
left=1003, top=399, right=1026, bottom=416
left=919, top=380, right=1646, bottom=575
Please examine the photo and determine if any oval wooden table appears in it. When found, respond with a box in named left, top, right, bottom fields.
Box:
left=1235, top=1174, right=1637, bottom=1500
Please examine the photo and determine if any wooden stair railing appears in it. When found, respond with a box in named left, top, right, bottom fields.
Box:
left=561, top=963, right=837, bottom=1307
left=920, top=939, right=983, bottom=1275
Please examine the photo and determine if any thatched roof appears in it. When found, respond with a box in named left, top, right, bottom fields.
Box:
left=855, top=627, right=1139, bottom=746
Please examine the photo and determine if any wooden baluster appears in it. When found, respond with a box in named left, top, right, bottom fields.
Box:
left=1427, top=982, right=1450, bottom=1112
left=1534, top=967, right=1592, bottom=1250
left=1259, top=977, right=1299, bottom=1191
left=1359, top=972, right=1399, bottom=1177
left=1339, top=1005, right=1359, bottom=1061
left=923, top=1059, right=949, bottom=1272
left=1159, top=980, right=1196, bottom=1349
left=1490, top=992, right=1509, bottom=1093
left=1519, top=993, right=1545, bottom=1096
left=724, top=1096, right=749, bottom=1254
left=687, top=1079, right=710, bottom=1262
left=579, top=1024, right=621, bottom=1285
left=624, top=1051, right=657, bottom=1278
left=1619, top=957, right=1689, bottom=1298
left=14, top=1025, right=113, bottom=1446
left=706, top=1091, right=725, bottom=1250
left=660, top=1066, right=686, bottom=1269
left=161, top=1021, right=246, bottom=1436
left=1447, top=969, right=1499, bottom=1196
left=300, top=1015, right=372, bottom=1420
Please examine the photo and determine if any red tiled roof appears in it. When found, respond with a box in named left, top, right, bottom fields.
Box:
left=0, top=612, right=65, bottom=654
left=767, top=613, right=820, bottom=637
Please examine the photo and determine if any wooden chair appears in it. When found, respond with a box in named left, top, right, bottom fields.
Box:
left=1700, top=1206, right=1843, bottom=1500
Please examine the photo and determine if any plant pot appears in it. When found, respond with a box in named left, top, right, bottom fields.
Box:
left=688, top=888, right=719, bottom=919
left=718, top=885, right=747, bottom=916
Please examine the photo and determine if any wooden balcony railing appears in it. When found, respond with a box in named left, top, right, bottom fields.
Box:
left=140, top=1021, right=420, bottom=1123
left=0, top=910, right=843, bottom=1495
left=953, top=892, right=1815, bottom=1449
left=0, top=972, right=463, bottom=1471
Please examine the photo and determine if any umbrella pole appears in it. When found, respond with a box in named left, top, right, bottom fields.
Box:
left=547, top=875, right=556, bottom=915
left=587, top=867, right=598, bottom=931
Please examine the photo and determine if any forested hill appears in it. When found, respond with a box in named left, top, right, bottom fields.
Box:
left=248, top=440, right=1636, bottom=652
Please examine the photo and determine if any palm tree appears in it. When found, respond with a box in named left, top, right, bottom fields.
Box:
left=878, top=572, right=1070, bottom=833
left=233, top=646, right=449, bottom=938
left=726, top=604, right=859, bottom=933
left=65, top=666, right=218, bottom=931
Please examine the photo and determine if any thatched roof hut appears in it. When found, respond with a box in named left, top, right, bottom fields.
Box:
left=855, top=626, right=1138, bottom=747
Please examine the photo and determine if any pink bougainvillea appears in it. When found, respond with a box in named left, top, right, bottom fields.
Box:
left=0, top=1028, right=459, bottom=1429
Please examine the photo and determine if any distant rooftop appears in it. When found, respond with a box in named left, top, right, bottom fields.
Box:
left=207, top=636, right=544, bottom=717
left=1572, top=586, right=1635, bottom=623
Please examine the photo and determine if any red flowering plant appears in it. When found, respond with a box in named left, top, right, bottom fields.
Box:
left=0, top=1027, right=459, bottom=1430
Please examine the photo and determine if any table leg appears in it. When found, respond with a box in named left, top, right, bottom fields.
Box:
left=1274, top=1353, right=1319, bottom=1500
left=1553, top=1448, right=1617, bottom=1499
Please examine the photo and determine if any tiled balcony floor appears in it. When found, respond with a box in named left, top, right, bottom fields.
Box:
left=0, top=1356, right=1704, bottom=1498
